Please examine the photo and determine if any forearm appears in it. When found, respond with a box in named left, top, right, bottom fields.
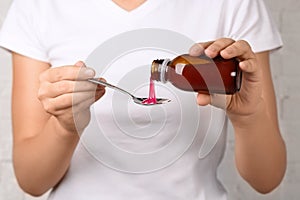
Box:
left=13, top=116, right=79, bottom=196
left=231, top=103, right=286, bottom=193
left=10, top=55, right=101, bottom=196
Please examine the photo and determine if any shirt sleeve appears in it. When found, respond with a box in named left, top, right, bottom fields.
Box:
left=0, top=0, right=49, bottom=62
left=227, top=0, right=283, bottom=53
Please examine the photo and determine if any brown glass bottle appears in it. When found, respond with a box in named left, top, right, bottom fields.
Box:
left=150, top=54, right=242, bottom=94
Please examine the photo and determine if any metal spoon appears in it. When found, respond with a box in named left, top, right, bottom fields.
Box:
left=88, top=78, right=171, bottom=106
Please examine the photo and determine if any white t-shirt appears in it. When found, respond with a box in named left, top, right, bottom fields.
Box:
left=0, top=0, right=282, bottom=200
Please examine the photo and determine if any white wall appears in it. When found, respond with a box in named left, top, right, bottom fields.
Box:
left=0, top=0, right=299, bottom=199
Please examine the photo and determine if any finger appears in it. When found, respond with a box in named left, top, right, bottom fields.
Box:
left=220, top=40, right=255, bottom=60
left=42, top=90, right=103, bottom=115
left=72, top=89, right=105, bottom=115
left=95, top=86, right=106, bottom=101
left=40, top=65, right=95, bottom=83
left=196, top=93, right=228, bottom=109
left=72, top=97, right=96, bottom=115
left=219, top=40, right=261, bottom=81
left=196, top=93, right=211, bottom=106
left=189, top=43, right=206, bottom=56
left=38, top=80, right=101, bottom=99
left=74, top=61, right=85, bottom=67
left=94, top=77, right=107, bottom=90
left=223, top=41, right=260, bottom=77
left=239, top=57, right=259, bottom=74
left=189, top=41, right=217, bottom=56
left=239, top=60, right=262, bottom=95
left=71, top=89, right=105, bottom=106
left=204, top=38, right=235, bottom=58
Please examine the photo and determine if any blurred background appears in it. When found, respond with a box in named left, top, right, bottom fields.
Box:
left=0, top=0, right=299, bottom=199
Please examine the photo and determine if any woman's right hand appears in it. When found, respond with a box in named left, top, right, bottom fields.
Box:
left=37, top=61, right=105, bottom=135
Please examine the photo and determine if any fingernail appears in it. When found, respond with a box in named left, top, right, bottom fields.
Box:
left=207, top=46, right=217, bottom=53
left=224, top=49, right=233, bottom=55
left=84, top=68, right=95, bottom=77
left=204, top=49, right=214, bottom=58
left=189, top=44, right=202, bottom=55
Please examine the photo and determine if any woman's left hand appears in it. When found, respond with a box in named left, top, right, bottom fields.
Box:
left=189, top=38, right=263, bottom=118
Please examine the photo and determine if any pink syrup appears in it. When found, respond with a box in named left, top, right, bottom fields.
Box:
left=142, top=79, right=157, bottom=105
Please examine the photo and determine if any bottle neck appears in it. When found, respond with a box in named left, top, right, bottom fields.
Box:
left=151, top=58, right=170, bottom=83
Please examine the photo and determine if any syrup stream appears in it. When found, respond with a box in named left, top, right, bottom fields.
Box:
left=142, top=79, right=158, bottom=105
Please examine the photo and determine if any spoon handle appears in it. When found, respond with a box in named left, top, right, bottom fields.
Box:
left=88, top=78, right=134, bottom=98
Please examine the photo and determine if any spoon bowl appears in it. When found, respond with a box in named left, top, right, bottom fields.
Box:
left=88, top=78, right=171, bottom=106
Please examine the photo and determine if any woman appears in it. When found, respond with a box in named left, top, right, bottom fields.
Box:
left=0, top=0, right=286, bottom=199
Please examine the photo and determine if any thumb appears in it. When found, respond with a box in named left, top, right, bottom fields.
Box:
left=74, top=61, right=95, bottom=80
